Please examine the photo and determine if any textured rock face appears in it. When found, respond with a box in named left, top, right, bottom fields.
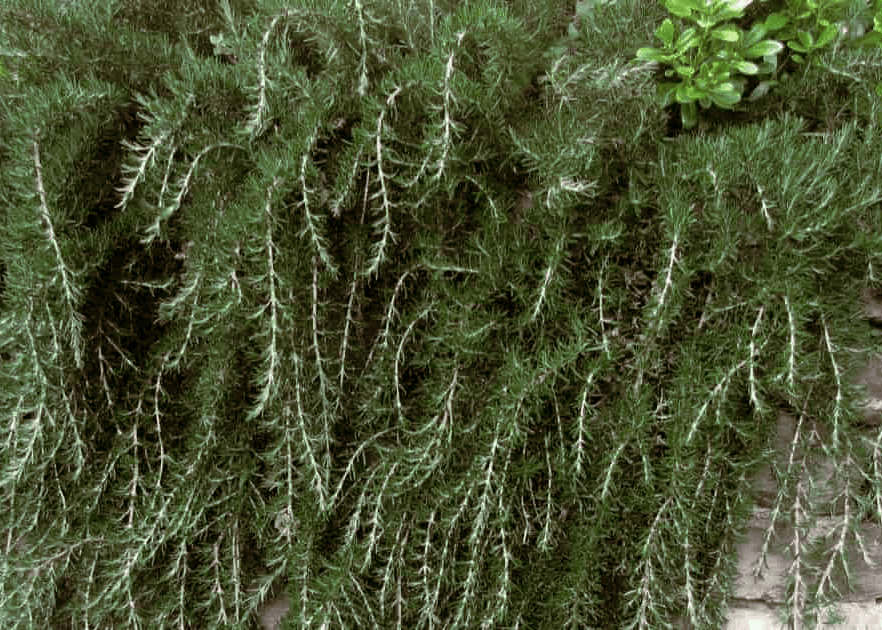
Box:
left=246, top=572, right=291, bottom=630
left=856, top=354, right=882, bottom=426
left=723, top=601, right=882, bottom=630
left=732, top=509, right=882, bottom=604
left=255, top=591, right=290, bottom=630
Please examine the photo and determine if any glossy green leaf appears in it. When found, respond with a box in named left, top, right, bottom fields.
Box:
left=732, top=60, right=759, bottom=74
left=657, top=18, right=676, bottom=47
left=681, top=101, right=698, bottom=128
left=710, top=25, right=741, bottom=42
left=747, top=79, right=777, bottom=101
left=636, top=47, right=675, bottom=62
left=684, top=83, right=707, bottom=100
left=697, top=61, right=731, bottom=83
left=797, top=30, right=814, bottom=48
left=763, top=12, right=790, bottom=30
left=741, top=23, right=768, bottom=47
left=677, top=27, right=700, bottom=51
left=710, top=83, right=742, bottom=106
left=745, top=39, right=784, bottom=56
left=814, top=23, right=837, bottom=48
left=674, top=64, right=696, bottom=78
left=676, top=82, right=693, bottom=103
left=680, top=0, right=710, bottom=13
left=713, top=0, right=752, bottom=22
left=665, top=0, right=695, bottom=19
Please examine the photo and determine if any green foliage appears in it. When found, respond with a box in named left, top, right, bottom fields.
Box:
left=1, top=0, right=882, bottom=629
left=635, top=0, right=882, bottom=127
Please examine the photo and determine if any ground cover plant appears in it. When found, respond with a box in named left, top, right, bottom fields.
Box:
left=1, top=0, right=882, bottom=628
left=633, top=0, right=882, bottom=128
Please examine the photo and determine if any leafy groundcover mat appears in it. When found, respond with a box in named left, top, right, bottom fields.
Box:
left=2, top=0, right=882, bottom=628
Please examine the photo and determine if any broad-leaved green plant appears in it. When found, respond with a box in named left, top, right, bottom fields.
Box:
left=635, top=0, right=785, bottom=129
left=636, top=0, right=882, bottom=128
left=754, top=0, right=878, bottom=68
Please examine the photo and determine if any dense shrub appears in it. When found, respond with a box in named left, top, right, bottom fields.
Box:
left=2, top=1, right=882, bottom=628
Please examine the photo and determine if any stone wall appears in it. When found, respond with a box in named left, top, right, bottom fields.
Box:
left=708, top=289, right=882, bottom=629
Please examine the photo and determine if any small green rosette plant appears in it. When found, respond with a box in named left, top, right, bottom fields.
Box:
left=637, top=0, right=882, bottom=128
left=636, top=0, right=785, bottom=129
left=761, top=0, right=856, bottom=65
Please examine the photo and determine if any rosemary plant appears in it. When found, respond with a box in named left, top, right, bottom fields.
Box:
left=2, top=0, right=882, bottom=628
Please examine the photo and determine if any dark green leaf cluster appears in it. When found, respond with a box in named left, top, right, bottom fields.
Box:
left=2, top=0, right=882, bottom=628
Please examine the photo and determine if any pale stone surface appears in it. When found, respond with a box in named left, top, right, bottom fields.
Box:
left=863, top=288, right=882, bottom=325
left=855, top=354, right=882, bottom=426
left=733, top=509, right=882, bottom=603
left=750, top=410, right=861, bottom=511
left=724, top=287, right=882, bottom=630
left=821, top=601, right=882, bottom=629
left=722, top=600, right=882, bottom=629
left=256, top=591, right=290, bottom=630
left=857, top=289, right=882, bottom=427
left=724, top=602, right=787, bottom=629
left=249, top=574, right=291, bottom=630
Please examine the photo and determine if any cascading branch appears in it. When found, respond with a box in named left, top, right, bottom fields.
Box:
left=2, top=0, right=882, bottom=628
